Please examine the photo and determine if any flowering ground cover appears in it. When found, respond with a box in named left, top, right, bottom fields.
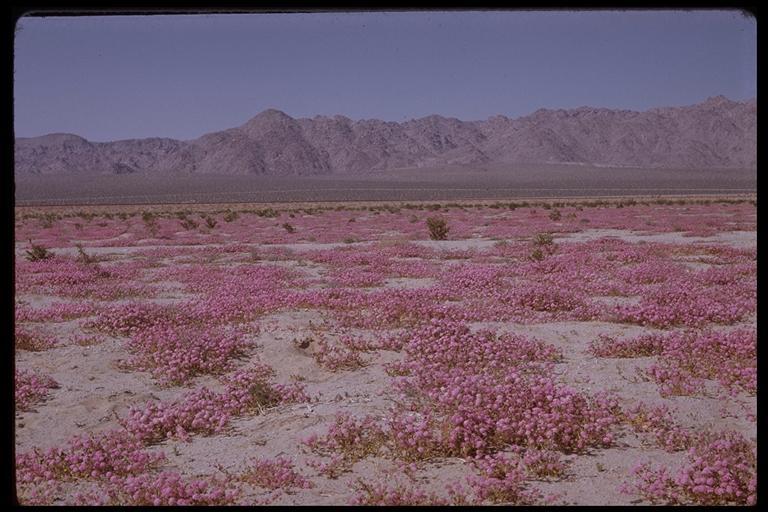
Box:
left=14, top=197, right=756, bottom=505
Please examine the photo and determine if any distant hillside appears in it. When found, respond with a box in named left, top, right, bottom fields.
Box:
left=15, top=96, right=756, bottom=176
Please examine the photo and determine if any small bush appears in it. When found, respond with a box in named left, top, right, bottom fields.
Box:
left=549, top=209, right=562, bottom=221
left=203, top=215, right=218, bottom=229
left=223, top=210, right=238, bottom=222
left=426, top=217, right=449, bottom=240
left=257, top=208, right=278, bottom=218
left=179, top=218, right=198, bottom=230
left=283, top=223, right=296, bottom=233
left=25, top=240, right=53, bottom=261
left=39, top=213, right=59, bottom=228
left=532, top=233, right=554, bottom=246
left=75, top=243, right=98, bottom=264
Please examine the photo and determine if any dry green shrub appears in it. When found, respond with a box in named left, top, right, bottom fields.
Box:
left=25, top=240, right=52, bottom=261
left=426, top=217, right=449, bottom=240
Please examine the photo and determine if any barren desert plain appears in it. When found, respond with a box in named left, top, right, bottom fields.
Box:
left=14, top=196, right=756, bottom=505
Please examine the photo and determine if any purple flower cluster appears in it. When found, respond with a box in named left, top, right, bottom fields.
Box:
left=389, top=320, right=617, bottom=456
left=15, top=325, right=58, bottom=351
left=302, top=413, right=387, bottom=474
left=16, top=429, right=165, bottom=484
left=124, top=324, right=252, bottom=385
left=466, top=452, right=541, bottom=504
left=123, top=363, right=308, bottom=444
left=238, top=456, right=314, bottom=491
left=99, top=471, right=239, bottom=506
left=627, top=430, right=756, bottom=505
left=15, top=369, right=59, bottom=411
left=312, top=334, right=367, bottom=371
left=593, top=329, right=756, bottom=397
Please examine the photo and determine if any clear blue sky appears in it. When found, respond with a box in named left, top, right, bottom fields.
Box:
left=14, top=10, right=756, bottom=142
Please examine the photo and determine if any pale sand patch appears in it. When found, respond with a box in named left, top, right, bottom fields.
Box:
left=590, top=295, right=642, bottom=308
left=16, top=337, right=163, bottom=451
left=413, top=239, right=498, bottom=250
left=675, top=260, right=714, bottom=271
left=383, top=277, right=436, bottom=289
left=558, top=228, right=755, bottom=248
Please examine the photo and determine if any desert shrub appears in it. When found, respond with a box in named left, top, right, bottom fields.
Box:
left=549, top=209, right=562, bottom=221
left=256, top=208, right=278, bottom=218
left=39, top=213, right=59, bottom=228
left=426, top=217, right=449, bottom=240
left=179, top=217, right=198, bottom=230
left=203, top=215, right=217, bottom=229
left=141, top=211, right=155, bottom=224
left=25, top=240, right=53, bottom=262
left=530, top=248, right=544, bottom=261
left=283, top=223, right=296, bottom=233
left=222, top=210, right=238, bottom=222
left=532, top=233, right=554, bottom=246
left=75, top=243, right=98, bottom=264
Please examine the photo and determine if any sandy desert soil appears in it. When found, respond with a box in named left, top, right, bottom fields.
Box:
left=14, top=198, right=756, bottom=505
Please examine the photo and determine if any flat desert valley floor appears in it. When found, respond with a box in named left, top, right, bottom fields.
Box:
left=14, top=164, right=757, bottom=205
left=14, top=198, right=756, bottom=505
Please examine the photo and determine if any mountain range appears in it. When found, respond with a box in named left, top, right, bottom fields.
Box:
left=15, top=96, right=756, bottom=176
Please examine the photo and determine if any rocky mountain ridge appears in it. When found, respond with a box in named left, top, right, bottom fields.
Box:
left=15, top=96, right=756, bottom=176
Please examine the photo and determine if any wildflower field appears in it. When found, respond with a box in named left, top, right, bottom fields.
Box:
left=14, top=197, right=756, bottom=505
